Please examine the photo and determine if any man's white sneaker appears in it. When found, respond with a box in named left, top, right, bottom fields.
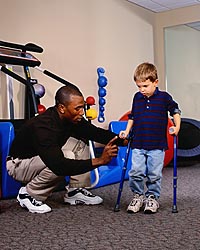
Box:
left=64, top=188, right=103, bottom=205
left=144, top=195, right=159, bottom=214
left=17, top=187, right=51, bottom=214
left=127, top=193, right=144, bottom=213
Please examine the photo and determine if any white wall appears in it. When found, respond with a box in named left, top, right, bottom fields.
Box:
left=165, top=25, right=200, bottom=120
left=153, top=5, right=200, bottom=121
left=154, top=5, right=200, bottom=88
left=0, top=0, right=155, bottom=128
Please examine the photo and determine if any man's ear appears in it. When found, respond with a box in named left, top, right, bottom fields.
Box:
left=58, top=104, right=65, bottom=114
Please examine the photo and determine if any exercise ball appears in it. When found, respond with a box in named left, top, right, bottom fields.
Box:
left=33, top=83, right=45, bottom=98
left=119, top=111, right=174, bottom=167
left=38, top=104, right=46, bottom=114
left=86, top=108, right=97, bottom=120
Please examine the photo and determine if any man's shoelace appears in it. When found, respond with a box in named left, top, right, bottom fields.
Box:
left=31, top=198, right=43, bottom=206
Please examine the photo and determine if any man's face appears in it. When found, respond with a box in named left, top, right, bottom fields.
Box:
left=136, top=79, right=158, bottom=97
left=62, top=95, right=85, bottom=123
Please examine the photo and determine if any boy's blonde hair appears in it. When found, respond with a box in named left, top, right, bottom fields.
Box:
left=134, top=62, right=158, bottom=82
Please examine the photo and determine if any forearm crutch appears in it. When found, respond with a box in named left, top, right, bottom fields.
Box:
left=172, top=135, right=178, bottom=213
left=114, top=135, right=132, bottom=212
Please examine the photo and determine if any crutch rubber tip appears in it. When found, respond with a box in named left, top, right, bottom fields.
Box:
left=114, top=204, right=120, bottom=212
left=172, top=206, right=178, bottom=213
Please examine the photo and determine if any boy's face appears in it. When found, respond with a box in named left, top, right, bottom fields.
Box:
left=136, top=79, right=158, bottom=97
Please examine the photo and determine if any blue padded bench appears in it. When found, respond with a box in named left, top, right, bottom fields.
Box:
left=0, top=122, right=21, bottom=198
left=90, top=121, right=131, bottom=188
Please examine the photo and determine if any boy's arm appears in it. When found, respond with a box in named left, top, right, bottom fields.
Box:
left=170, top=113, right=181, bottom=136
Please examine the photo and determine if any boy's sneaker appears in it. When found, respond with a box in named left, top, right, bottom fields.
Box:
left=144, top=195, right=159, bottom=214
left=127, top=193, right=144, bottom=213
left=17, top=187, right=51, bottom=214
left=64, top=188, right=103, bottom=205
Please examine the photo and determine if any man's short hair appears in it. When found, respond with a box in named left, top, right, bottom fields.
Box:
left=55, top=84, right=83, bottom=106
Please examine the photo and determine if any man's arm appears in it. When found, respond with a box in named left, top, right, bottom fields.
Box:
left=39, top=137, right=119, bottom=176
left=72, top=118, right=126, bottom=146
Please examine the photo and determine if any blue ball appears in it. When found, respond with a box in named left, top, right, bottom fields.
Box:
left=99, top=97, right=106, bottom=106
left=100, top=106, right=105, bottom=112
left=98, top=87, right=106, bottom=97
left=33, top=83, right=45, bottom=98
left=98, top=112, right=105, bottom=123
left=99, top=111, right=104, bottom=117
left=97, top=67, right=105, bottom=75
left=98, top=116, right=105, bottom=123
left=98, top=76, right=107, bottom=87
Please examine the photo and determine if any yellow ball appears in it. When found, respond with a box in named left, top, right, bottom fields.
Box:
left=86, top=108, right=98, bottom=120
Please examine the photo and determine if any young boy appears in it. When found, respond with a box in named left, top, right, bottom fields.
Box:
left=119, top=62, right=181, bottom=214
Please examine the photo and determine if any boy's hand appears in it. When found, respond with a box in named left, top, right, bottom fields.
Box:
left=169, top=126, right=179, bottom=136
left=119, top=131, right=128, bottom=139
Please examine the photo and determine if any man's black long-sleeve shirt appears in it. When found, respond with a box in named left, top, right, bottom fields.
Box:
left=9, top=106, right=122, bottom=176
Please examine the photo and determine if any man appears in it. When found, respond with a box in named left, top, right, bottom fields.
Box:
left=7, top=84, right=126, bottom=213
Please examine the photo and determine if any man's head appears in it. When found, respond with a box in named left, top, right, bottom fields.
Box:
left=55, top=85, right=85, bottom=123
left=133, top=62, right=158, bottom=97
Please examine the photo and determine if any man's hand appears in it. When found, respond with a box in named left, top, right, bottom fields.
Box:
left=101, top=136, right=119, bottom=163
left=92, top=136, right=119, bottom=167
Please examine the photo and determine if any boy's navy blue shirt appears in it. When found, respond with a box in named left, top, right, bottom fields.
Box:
left=128, top=87, right=180, bottom=150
